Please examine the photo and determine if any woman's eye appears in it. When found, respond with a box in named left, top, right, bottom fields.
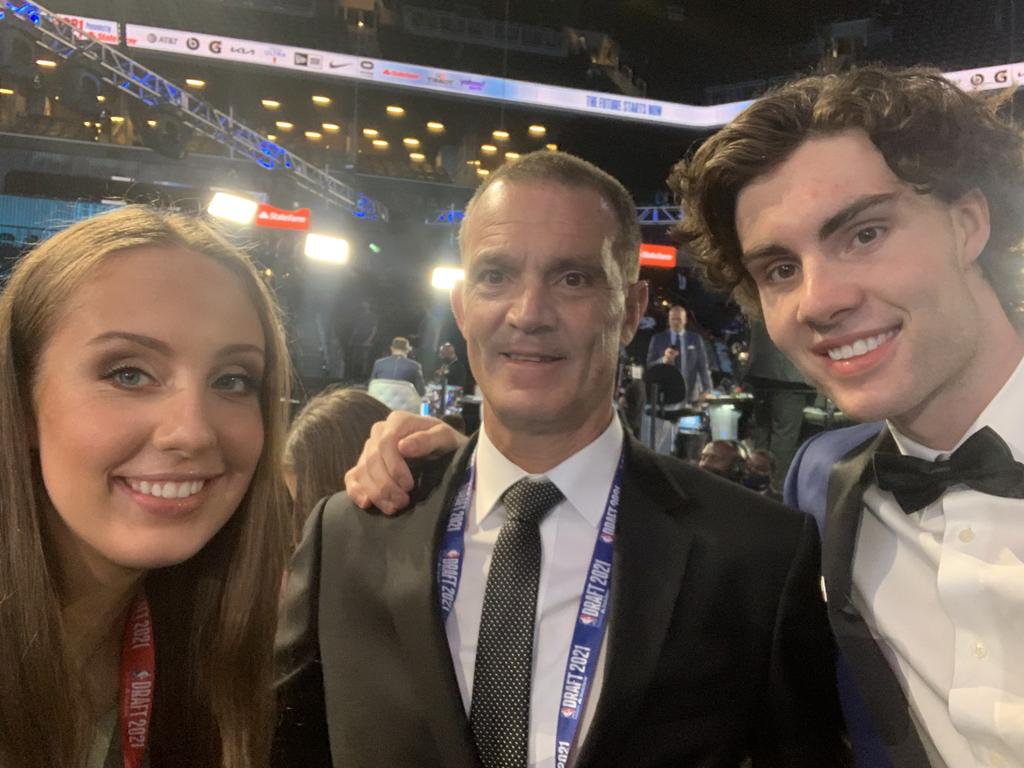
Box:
left=215, top=373, right=259, bottom=395
left=106, top=367, right=151, bottom=389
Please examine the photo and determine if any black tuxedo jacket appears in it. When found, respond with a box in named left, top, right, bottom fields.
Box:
left=273, top=434, right=848, bottom=767
left=822, top=431, right=932, bottom=767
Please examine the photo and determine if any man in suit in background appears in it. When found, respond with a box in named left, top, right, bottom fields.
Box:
left=434, top=341, right=468, bottom=389
left=645, top=304, right=712, bottom=402
left=671, top=65, right=1024, bottom=767
left=370, top=335, right=426, bottom=395
left=274, top=150, right=846, bottom=767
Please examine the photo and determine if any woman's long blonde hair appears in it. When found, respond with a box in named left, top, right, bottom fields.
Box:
left=0, top=205, right=292, bottom=768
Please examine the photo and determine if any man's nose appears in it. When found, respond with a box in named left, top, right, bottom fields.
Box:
left=795, top=256, right=863, bottom=329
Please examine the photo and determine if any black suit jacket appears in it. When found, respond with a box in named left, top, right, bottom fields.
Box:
left=821, top=431, right=931, bottom=767
left=273, top=434, right=848, bottom=767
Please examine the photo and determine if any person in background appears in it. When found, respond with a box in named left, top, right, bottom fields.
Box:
left=645, top=304, right=712, bottom=403
left=283, top=387, right=391, bottom=543
left=745, top=320, right=814, bottom=489
left=0, top=205, right=292, bottom=768
left=433, top=341, right=468, bottom=389
left=744, top=449, right=781, bottom=500
left=370, top=336, right=426, bottom=395
left=698, top=439, right=747, bottom=482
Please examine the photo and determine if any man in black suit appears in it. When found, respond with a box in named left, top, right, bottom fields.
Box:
left=370, top=335, right=426, bottom=395
left=668, top=66, right=1024, bottom=767
left=434, top=341, right=468, bottom=389
left=646, top=304, right=712, bottom=403
left=274, top=150, right=846, bottom=767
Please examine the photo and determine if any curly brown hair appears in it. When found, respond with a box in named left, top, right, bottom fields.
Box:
left=668, top=65, right=1024, bottom=315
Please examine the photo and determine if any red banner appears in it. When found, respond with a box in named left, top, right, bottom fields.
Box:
left=639, top=243, right=676, bottom=268
left=255, top=204, right=311, bottom=230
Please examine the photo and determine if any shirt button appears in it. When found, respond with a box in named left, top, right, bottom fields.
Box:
left=958, top=528, right=976, bottom=543
left=974, top=641, right=989, bottom=660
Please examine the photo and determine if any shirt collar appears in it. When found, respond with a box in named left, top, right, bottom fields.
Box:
left=473, top=415, right=624, bottom=529
left=889, top=351, right=1024, bottom=461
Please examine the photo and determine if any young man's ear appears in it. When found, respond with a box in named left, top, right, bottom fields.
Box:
left=953, top=188, right=992, bottom=268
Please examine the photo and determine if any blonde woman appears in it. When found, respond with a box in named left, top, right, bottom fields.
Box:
left=0, top=206, right=292, bottom=767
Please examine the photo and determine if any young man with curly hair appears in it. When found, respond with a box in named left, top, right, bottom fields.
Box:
left=670, top=66, right=1024, bottom=768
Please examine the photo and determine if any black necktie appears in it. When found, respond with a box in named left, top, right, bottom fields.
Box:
left=470, top=478, right=563, bottom=768
left=873, top=426, right=1024, bottom=513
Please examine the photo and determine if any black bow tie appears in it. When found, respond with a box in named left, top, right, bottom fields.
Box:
left=872, top=426, right=1024, bottom=513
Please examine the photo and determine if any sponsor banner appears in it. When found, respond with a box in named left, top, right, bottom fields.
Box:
left=126, top=22, right=1024, bottom=128
left=255, top=203, right=311, bottom=230
left=946, top=61, right=1024, bottom=91
left=57, top=14, right=120, bottom=45
left=123, top=24, right=746, bottom=128
left=639, top=243, right=677, bottom=268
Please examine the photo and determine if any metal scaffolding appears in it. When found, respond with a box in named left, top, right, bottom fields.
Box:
left=425, top=205, right=682, bottom=226
left=0, top=1, right=387, bottom=220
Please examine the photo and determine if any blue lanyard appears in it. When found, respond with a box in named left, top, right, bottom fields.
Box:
left=436, top=448, right=625, bottom=767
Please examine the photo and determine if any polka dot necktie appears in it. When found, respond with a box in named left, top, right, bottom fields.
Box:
left=470, top=478, right=564, bottom=768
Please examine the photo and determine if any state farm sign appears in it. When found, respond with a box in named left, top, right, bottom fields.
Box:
left=255, top=204, right=310, bottom=230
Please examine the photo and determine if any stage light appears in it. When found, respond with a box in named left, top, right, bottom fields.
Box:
left=528, top=124, right=546, bottom=136
left=146, top=119, right=157, bottom=127
left=431, top=266, right=464, bottom=289
left=266, top=133, right=277, bottom=141
left=362, top=127, right=379, bottom=137
left=368, top=243, right=381, bottom=253
left=322, top=122, right=340, bottom=132
left=505, top=152, right=520, bottom=160
left=95, top=94, right=105, bottom=102
left=185, top=78, right=205, bottom=88
left=426, top=121, right=444, bottom=132
left=312, top=94, right=331, bottom=105
left=409, top=152, right=425, bottom=162
left=372, top=139, right=388, bottom=148
left=35, top=59, right=57, bottom=68
left=476, top=168, right=490, bottom=177
left=481, top=144, right=497, bottom=154
left=110, top=115, right=124, bottom=123
left=0, top=88, right=13, bottom=95
left=386, top=105, right=404, bottom=116
left=207, top=192, right=258, bottom=225
left=275, top=120, right=293, bottom=131
left=492, top=129, right=509, bottom=141
left=402, top=137, right=420, bottom=147
left=546, top=143, right=558, bottom=151
left=305, top=233, right=350, bottom=264
left=261, top=98, right=280, bottom=109
left=305, top=130, right=322, bottom=140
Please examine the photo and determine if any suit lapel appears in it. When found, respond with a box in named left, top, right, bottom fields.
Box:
left=576, top=437, right=693, bottom=766
left=384, top=440, right=482, bottom=767
left=822, top=429, right=890, bottom=613
left=824, top=429, right=930, bottom=762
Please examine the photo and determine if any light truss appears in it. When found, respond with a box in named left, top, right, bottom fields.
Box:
left=425, top=205, right=683, bottom=226
left=0, top=2, right=387, bottom=220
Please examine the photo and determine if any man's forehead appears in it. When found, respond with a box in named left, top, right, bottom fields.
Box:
left=735, top=132, right=904, bottom=246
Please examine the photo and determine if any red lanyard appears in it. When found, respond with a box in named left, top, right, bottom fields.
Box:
left=118, top=591, right=155, bottom=768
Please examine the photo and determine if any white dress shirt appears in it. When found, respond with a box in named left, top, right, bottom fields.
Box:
left=446, top=415, right=623, bottom=768
left=852, top=353, right=1024, bottom=768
